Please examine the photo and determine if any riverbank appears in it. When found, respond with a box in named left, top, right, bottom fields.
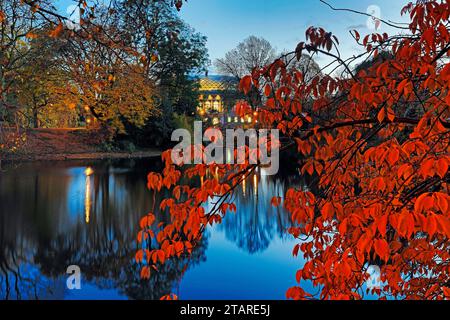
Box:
left=1, top=128, right=161, bottom=162
left=2, top=150, right=162, bottom=162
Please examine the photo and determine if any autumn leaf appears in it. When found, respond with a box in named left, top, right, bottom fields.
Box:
left=140, top=266, right=151, bottom=279
left=49, top=22, right=64, bottom=38
left=264, top=84, right=271, bottom=97
left=387, top=148, right=400, bottom=166
left=160, top=293, right=178, bottom=300
left=271, top=196, right=282, bottom=207
left=434, top=193, right=449, bottom=214
left=443, top=287, right=450, bottom=299
left=26, top=32, right=39, bottom=39
left=374, top=239, right=390, bottom=261
left=421, top=27, right=434, bottom=48
left=436, top=215, right=450, bottom=238
left=293, top=244, right=300, bottom=257
left=436, top=158, right=448, bottom=179
left=377, top=108, right=386, bottom=123
left=377, top=215, right=388, bottom=237
left=135, top=250, right=144, bottom=263
left=239, top=75, right=253, bottom=95
left=133, top=1, right=450, bottom=301
left=387, top=108, right=396, bottom=122
left=295, top=270, right=303, bottom=283
left=140, top=213, right=156, bottom=229
left=321, top=202, right=335, bottom=219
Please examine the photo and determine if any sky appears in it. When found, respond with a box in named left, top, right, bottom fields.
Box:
left=56, top=0, right=411, bottom=72
left=178, top=0, right=410, bottom=72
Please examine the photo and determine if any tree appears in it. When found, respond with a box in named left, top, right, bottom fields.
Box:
left=281, top=52, right=322, bottom=84
left=137, top=0, right=450, bottom=300
left=0, top=0, right=203, bottom=148
left=216, top=36, right=321, bottom=108
left=0, top=0, right=55, bottom=157
left=0, top=0, right=53, bottom=121
left=48, top=5, right=162, bottom=137
left=215, top=36, right=276, bottom=80
left=118, top=0, right=208, bottom=114
left=215, top=36, right=277, bottom=107
left=155, top=26, right=208, bottom=115
left=115, top=0, right=208, bottom=145
left=11, top=32, right=79, bottom=128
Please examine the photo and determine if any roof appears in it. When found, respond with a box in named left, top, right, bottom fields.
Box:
left=199, top=77, right=225, bottom=92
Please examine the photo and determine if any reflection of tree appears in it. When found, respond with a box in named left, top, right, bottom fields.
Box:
left=218, top=168, right=305, bottom=254
left=0, top=159, right=207, bottom=300
left=33, top=224, right=208, bottom=300
left=0, top=218, right=56, bottom=300
left=0, top=162, right=74, bottom=299
left=0, top=157, right=308, bottom=299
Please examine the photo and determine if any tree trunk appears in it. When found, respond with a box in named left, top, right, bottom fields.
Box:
left=33, top=107, right=39, bottom=129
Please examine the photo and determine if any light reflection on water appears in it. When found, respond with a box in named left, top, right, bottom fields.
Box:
left=0, top=158, right=311, bottom=300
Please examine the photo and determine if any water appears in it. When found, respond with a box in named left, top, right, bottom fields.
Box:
left=0, top=158, right=312, bottom=300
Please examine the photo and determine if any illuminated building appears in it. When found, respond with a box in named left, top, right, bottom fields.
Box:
left=196, top=75, right=258, bottom=127
left=197, top=77, right=226, bottom=115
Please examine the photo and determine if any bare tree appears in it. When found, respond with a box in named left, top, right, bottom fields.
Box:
left=215, top=36, right=276, bottom=80
left=281, top=52, right=322, bottom=83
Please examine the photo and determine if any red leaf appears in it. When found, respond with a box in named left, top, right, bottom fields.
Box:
left=271, top=196, right=282, bottom=207
left=240, top=75, right=252, bottom=95
left=374, top=239, right=390, bottom=261
left=321, top=202, right=335, bottom=219
left=293, top=244, right=300, bottom=257
left=264, top=84, right=272, bottom=97
left=140, top=266, right=151, bottom=279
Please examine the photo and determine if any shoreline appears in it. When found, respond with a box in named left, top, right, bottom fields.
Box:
left=1, top=150, right=162, bottom=162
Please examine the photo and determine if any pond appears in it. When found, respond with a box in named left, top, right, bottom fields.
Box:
left=0, top=158, right=314, bottom=300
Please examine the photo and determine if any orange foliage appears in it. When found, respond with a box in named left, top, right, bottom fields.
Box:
left=137, top=1, right=450, bottom=300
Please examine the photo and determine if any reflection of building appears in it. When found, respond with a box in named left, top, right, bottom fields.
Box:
left=197, top=75, right=257, bottom=127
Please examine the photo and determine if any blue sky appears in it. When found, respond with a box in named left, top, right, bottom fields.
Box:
left=179, top=0, right=409, bottom=71
left=56, top=0, right=410, bottom=72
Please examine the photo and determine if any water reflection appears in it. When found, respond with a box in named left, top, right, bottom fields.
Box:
left=0, top=159, right=304, bottom=300
left=84, top=167, right=93, bottom=224
left=216, top=171, right=294, bottom=254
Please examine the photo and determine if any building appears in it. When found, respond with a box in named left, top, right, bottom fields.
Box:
left=197, top=75, right=257, bottom=127
left=198, top=77, right=226, bottom=116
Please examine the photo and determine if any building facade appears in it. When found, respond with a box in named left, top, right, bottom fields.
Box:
left=197, top=76, right=257, bottom=127
left=197, top=77, right=226, bottom=115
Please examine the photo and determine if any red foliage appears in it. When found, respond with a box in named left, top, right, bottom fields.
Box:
left=138, top=1, right=450, bottom=300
